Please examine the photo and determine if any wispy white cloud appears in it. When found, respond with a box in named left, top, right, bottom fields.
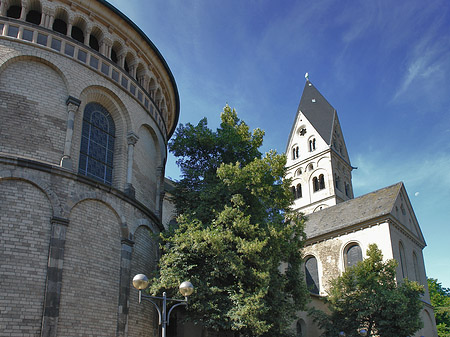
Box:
left=353, top=148, right=450, bottom=208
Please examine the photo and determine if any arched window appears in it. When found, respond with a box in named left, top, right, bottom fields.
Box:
left=78, top=103, right=115, bottom=185
left=296, top=319, right=306, bottom=337
left=6, top=5, right=21, bottom=18
left=413, top=252, right=420, bottom=282
left=305, top=256, right=319, bottom=294
left=399, top=242, right=407, bottom=279
left=26, top=10, right=41, bottom=25
left=344, top=243, right=362, bottom=269
left=309, top=138, right=316, bottom=152
left=312, top=177, right=319, bottom=192
left=319, top=174, right=325, bottom=190
left=291, top=186, right=296, bottom=199
left=296, top=184, right=302, bottom=199
left=53, top=18, right=67, bottom=35
left=111, top=48, right=118, bottom=64
left=71, top=26, right=84, bottom=43
left=292, top=146, right=299, bottom=160
left=89, top=35, right=99, bottom=51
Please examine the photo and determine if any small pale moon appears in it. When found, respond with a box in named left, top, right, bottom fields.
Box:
left=415, top=192, right=420, bottom=197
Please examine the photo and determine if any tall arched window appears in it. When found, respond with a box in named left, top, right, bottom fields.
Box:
left=413, top=252, right=420, bottom=282
left=309, top=138, right=316, bottom=152
left=79, top=103, right=115, bottom=185
left=305, top=256, right=320, bottom=294
left=291, top=186, right=296, bottom=199
left=319, top=174, right=325, bottom=190
left=345, top=243, right=362, bottom=269
left=312, top=177, right=319, bottom=192
left=399, top=242, right=407, bottom=279
left=292, top=146, right=299, bottom=160
left=296, top=184, right=302, bottom=199
left=297, top=319, right=306, bottom=337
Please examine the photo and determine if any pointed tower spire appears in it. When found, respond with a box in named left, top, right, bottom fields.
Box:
left=285, top=80, right=354, bottom=214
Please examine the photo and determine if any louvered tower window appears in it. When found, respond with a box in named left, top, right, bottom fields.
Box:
left=79, top=103, right=115, bottom=185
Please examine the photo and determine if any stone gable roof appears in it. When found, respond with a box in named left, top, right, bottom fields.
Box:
left=304, top=182, right=403, bottom=239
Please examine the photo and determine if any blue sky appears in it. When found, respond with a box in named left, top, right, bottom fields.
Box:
left=108, top=0, right=450, bottom=287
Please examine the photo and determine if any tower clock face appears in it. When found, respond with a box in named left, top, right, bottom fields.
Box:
left=299, top=128, right=307, bottom=136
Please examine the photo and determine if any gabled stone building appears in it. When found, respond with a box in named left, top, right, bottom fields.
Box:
left=286, top=79, right=438, bottom=337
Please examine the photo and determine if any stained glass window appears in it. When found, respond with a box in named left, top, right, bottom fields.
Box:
left=79, top=103, right=115, bottom=185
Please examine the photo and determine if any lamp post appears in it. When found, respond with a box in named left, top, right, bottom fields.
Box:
left=132, top=274, right=194, bottom=337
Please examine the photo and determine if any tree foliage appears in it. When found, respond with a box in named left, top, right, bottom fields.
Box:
left=428, top=278, right=450, bottom=337
left=310, top=244, right=424, bottom=337
left=151, top=105, right=308, bottom=336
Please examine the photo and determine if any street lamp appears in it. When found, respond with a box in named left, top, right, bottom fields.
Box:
left=338, top=328, right=368, bottom=336
left=132, top=274, right=194, bottom=337
left=358, top=328, right=368, bottom=336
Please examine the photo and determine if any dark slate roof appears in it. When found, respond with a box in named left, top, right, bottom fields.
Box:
left=286, top=80, right=337, bottom=152
left=304, top=182, right=403, bottom=239
left=299, top=80, right=336, bottom=145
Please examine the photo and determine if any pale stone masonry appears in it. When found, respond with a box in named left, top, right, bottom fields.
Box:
left=0, top=1, right=179, bottom=336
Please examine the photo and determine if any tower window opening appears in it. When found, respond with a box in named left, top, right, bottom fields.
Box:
left=345, top=183, right=350, bottom=197
left=71, top=26, right=84, bottom=44
left=296, top=184, right=302, bottom=199
left=291, top=186, right=296, bottom=199
left=313, top=177, right=319, bottom=192
left=111, top=48, right=118, bottom=64
left=26, top=10, right=41, bottom=25
left=89, top=35, right=100, bottom=52
left=319, top=174, right=325, bottom=190
left=292, top=146, right=299, bottom=160
left=6, top=5, right=21, bottom=19
left=309, top=138, right=316, bottom=152
left=53, top=19, right=67, bottom=35
left=313, top=174, right=325, bottom=192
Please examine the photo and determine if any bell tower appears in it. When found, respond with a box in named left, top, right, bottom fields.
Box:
left=285, top=77, right=354, bottom=214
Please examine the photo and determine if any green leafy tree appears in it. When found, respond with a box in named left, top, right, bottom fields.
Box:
left=310, top=244, right=424, bottom=337
left=151, top=105, right=308, bottom=336
left=428, top=278, right=450, bottom=337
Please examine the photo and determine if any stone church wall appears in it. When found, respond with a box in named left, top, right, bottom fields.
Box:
left=0, top=0, right=179, bottom=335
left=303, top=222, right=393, bottom=295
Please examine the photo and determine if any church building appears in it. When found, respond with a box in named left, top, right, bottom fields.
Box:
left=285, top=78, right=438, bottom=337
